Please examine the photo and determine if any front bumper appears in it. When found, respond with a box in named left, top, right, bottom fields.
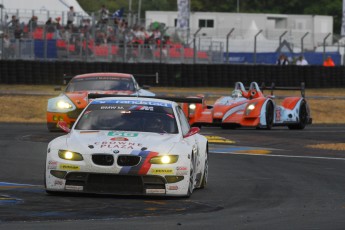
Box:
left=46, top=170, right=187, bottom=196
left=45, top=151, right=190, bottom=196
left=46, top=111, right=80, bottom=130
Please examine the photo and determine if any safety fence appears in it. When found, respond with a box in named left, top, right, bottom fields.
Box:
left=0, top=38, right=215, bottom=64
left=0, top=60, right=344, bottom=88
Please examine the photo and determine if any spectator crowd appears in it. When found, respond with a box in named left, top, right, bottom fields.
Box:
left=1, top=4, right=176, bottom=60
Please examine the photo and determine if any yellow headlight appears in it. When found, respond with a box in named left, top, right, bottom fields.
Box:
left=150, top=155, right=179, bottom=164
left=58, top=150, right=83, bottom=161
left=161, top=156, right=171, bottom=164
left=64, top=151, right=73, bottom=160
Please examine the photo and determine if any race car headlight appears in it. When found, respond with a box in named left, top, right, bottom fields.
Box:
left=58, top=150, right=83, bottom=161
left=57, top=101, right=73, bottom=109
left=188, top=104, right=196, bottom=115
left=247, top=104, right=255, bottom=110
left=150, top=155, right=179, bottom=164
left=47, top=95, right=76, bottom=113
left=189, top=104, right=196, bottom=110
left=245, top=102, right=257, bottom=115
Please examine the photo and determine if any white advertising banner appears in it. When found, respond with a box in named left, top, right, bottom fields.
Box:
left=177, top=0, right=190, bottom=29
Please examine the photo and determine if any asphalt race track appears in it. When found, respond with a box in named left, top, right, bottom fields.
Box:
left=1, top=123, right=345, bottom=230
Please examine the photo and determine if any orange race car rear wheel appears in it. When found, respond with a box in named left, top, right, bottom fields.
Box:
left=265, top=101, right=274, bottom=130
left=288, top=100, right=308, bottom=130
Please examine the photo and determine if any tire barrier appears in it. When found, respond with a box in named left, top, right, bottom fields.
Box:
left=0, top=60, right=344, bottom=88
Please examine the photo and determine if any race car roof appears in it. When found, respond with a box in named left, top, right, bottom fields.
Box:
left=88, top=94, right=204, bottom=104
left=90, top=97, right=175, bottom=108
left=73, top=73, right=133, bottom=79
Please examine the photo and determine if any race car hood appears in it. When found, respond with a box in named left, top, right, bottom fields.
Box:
left=63, top=130, right=180, bottom=155
left=213, top=96, right=248, bottom=117
left=64, top=90, right=134, bottom=109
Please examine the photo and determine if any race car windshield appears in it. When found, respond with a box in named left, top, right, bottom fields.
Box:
left=65, top=78, right=135, bottom=92
left=75, top=103, right=178, bottom=134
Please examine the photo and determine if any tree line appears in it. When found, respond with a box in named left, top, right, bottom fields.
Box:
left=77, top=0, right=343, bottom=34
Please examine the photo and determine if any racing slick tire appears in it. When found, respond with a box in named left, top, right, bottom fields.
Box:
left=265, top=101, right=274, bottom=130
left=288, top=100, right=308, bottom=130
left=199, top=150, right=208, bottom=189
left=186, top=154, right=195, bottom=197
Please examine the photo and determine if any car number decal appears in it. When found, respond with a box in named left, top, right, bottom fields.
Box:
left=108, top=131, right=139, bottom=137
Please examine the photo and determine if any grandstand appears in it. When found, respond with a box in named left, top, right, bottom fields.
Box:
left=0, top=0, right=88, bottom=25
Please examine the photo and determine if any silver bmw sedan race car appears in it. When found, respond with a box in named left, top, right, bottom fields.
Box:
left=45, top=96, right=208, bottom=197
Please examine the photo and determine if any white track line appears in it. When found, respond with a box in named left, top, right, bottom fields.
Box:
left=212, top=151, right=345, bottom=161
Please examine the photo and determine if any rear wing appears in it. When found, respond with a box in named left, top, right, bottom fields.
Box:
left=87, top=93, right=204, bottom=104
left=262, top=82, right=306, bottom=98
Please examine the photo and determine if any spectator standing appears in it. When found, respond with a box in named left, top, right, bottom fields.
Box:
left=113, top=17, right=120, bottom=36
left=67, top=6, right=76, bottom=29
left=276, top=54, right=289, bottom=65
left=296, top=55, right=308, bottom=66
left=7, top=15, right=19, bottom=30
left=27, top=16, right=38, bottom=32
left=54, top=17, right=62, bottom=30
left=3, top=34, right=14, bottom=58
left=46, top=17, right=55, bottom=33
left=323, top=56, right=335, bottom=67
left=46, top=17, right=52, bottom=25
left=98, top=5, right=109, bottom=26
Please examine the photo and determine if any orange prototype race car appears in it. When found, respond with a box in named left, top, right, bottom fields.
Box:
left=47, top=72, right=156, bottom=131
left=183, top=81, right=312, bottom=130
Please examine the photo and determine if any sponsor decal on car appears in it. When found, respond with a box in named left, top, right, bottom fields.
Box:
left=48, top=161, right=58, bottom=169
left=65, top=185, right=83, bottom=191
left=150, top=168, right=174, bottom=175
left=167, top=185, right=179, bottom=190
left=92, top=100, right=172, bottom=108
left=146, top=189, right=165, bottom=194
left=110, top=137, right=129, bottom=141
left=176, top=166, right=188, bottom=176
left=100, top=106, right=125, bottom=110
left=94, top=141, right=142, bottom=149
left=108, top=131, right=139, bottom=137
left=119, top=150, right=159, bottom=175
left=129, top=105, right=154, bottom=111
left=59, top=164, right=80, bottom=171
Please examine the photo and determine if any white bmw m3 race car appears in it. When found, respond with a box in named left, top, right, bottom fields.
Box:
left=45, top=96, right=208, bottom=197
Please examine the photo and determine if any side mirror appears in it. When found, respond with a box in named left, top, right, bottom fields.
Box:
left=184, top=127, right=200, bottom=138
left=58, top=121, right=71, bottom=133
